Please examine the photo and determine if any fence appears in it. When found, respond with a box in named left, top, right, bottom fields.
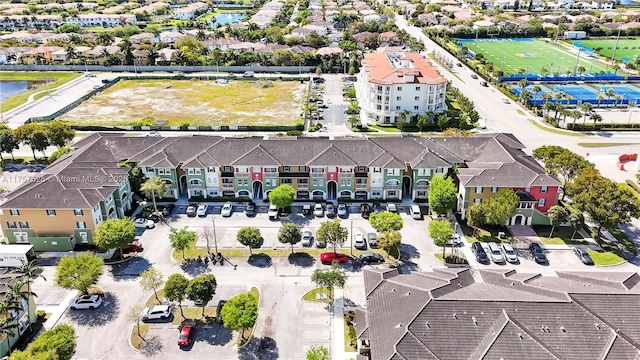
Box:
left=501, top=73, right=640, bottom=83
left=0, top=64, right=318, bottom=73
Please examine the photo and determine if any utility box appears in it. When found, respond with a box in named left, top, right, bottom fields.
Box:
left=0, top=244, right=37, bottom=267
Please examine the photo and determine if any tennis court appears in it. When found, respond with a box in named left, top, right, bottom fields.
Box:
left=458, top=38, right=610, bottom=75
left=512, top=83, right=640, bottom=106
left=573, top=39, right=640, bottom=63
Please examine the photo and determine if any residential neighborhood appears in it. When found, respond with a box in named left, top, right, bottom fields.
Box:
left=0, top=0, right=639, bottom=358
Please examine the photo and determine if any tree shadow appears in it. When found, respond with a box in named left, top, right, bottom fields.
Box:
left=282, top=214, right=311, bottom=227
left=139, top=335, right=164, bottom=357
left=248, top=254, right=272, bottom=268
left=110, top=257, right=152, bottom=280
left=400, top=243, right=421, bottom=260
left=66, top=293, right=119, bottom=328
left=287, top=252, right=315, bottom=268
left=237, top=336, right=279, bottom=360
left=181, top=262, right=213, bottom=276
left=197, top=323, right=233, bottom=346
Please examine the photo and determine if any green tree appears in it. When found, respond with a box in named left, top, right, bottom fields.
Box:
left=0, top=129, right=19, bottom=161
left=278, top=223, right=301, bottom=253
left=220, top=292, right=258, bottom=341
left=0, top=316, right=17, bottom=357
left=46, top=121, right=75, bottom=148
left=316, top=219, right=348, bottom=252
left=94, top=218, right=136, bottom=258
left=125, top=304, right=145, bottom=340
left=8, top=324, right=76, bottom=360
left=187, top=274, right=217, bottom=316
left=237, top=227, right=261, bottom=255
left=139, top=267, right=164, bottom=303
left=54, top=253, right=103, bottom=294
left=306, top=345, right=330, bottom=360
left=269, top=184, right=295, bottom=210
left=547, top=205, right=568, bottom=238
left=467, top=203, right=485, bottom=236
left=14, top=123, right=49, bottom=160
left=368, top=211, right=403, bottom=232
left=417, top=114, right=430, bottom=132
left=12, top=259, right=45, bottom=330
left=532, top=145, right=566, bottom=163
left=48, top=147, right=72, bottom=163
left=395, top=117, right=406, bottom=132
left=429, top=219, right=453, bottom=257
left=569, top=209, right=585, bottom=240
left=428, top=176, right=457, bottom=215
left=169, top=227, right=197, bottom=260
left=377, top=230, right=401, bottom=258
left=164, top=273, right=189, bottom=319
left=310, top=263, right=347, bottom=299
left=140, top=176, right=169, bottom=212
left=482, top=189, right=519, bottom=226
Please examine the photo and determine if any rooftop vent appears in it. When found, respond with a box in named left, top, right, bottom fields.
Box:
left=560, top=327, right=566, bottom=332
left=406, top=291, right=411, bottom=296
left=595, top=324, right=601, bottom=330
left=472, top=317, right=478, bottom=326
left=517, top=333, right=523, bottom=339
left=453, top=313, right=457, bottom=320
left=425, top=322, right=430, bottom=328
left=391, top=288, right=396, bottom=292
left=395, top=323, right=403, bottom=329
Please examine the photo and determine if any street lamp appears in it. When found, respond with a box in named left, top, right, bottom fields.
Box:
left=350, top=220, right=353, bottom=256
left=212, top=218, right=218, bottom=254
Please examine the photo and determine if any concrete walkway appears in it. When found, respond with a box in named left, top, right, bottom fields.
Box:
left=41, top=290, right=76, bottom=330
left=332, top=287, right=345, bottom=360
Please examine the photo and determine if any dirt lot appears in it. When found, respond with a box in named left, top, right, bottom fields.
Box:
left=59, top=79, right=307, bottom=126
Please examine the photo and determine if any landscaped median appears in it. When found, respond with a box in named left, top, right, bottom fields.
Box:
left=586, top=249, right=626, bottom=266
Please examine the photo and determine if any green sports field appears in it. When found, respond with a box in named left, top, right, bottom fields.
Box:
left=570, top=39, right=640, bottom=63
left=458, top=38, right=610, bottom=75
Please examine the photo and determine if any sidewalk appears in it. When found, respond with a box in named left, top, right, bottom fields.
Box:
left=41, top=290, right=76, bottom=330
left=332, top=288, right=345, bottom=360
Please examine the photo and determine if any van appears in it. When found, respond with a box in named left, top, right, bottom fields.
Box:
left=488, top=242, right=505, bottom=263
left=410, top=205, right=422, bottom=219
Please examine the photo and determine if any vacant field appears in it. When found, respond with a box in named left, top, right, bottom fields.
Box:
left=572, top=39, right=640, bottom=63
left=59, top=79, right=307, bottom=126
left=458, top=38, right=610, bottom=75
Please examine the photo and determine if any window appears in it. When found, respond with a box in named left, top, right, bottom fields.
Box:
left=538, top=199, right=546, bottom=207
left=298, top=179, right=308, bottom=184
left=76, top=222, right=87, bottom=229
left=475, top=187, right=483, bottom=194
left=386, top=169, right=400, bottom=176
left=435, top=167, right=444, bottom=174
left=371, top=190, right=381, bottom=197
left=74, top=209, right=83, bottom=216
left=397, top=86, right=402, bottom=91
left=414, top=106, right=419, bottom=110
left=265, top=178, right=275, bottom=187
left=417, top=169, right=431, bottom=176
left=525, top=187, right=531, bottom=193
left=312, top=179, right=322, bottom=187
left=282, top=166, right=291, bottom=172
left=312, top=167, right=324, bottom=173
left=373, top=167, right=381, bottom=173
left=46, top=209, right=56, bottom=216
left=207, top=166, right=216, bottom=173
left=281, top=179, right=292, bottom=184
left=396, top=96, right=401, bottom=101
left=357, top=166, right=366, bottom=172
left=264, top=167, right=277, bottom=173
left=377, top=86, right=382, bottom=91
left=223, top=166, right=233, bottom=172
left=18, top=222, right=29, bottom=229
left=415, top=96, right=420, bottom=101
left=415, top=86, right=421, bottom=91
left=340, top=178, right=352, bottom=186
left=474, top=198, right=482, bottom=204
left=395, top=106, right=401, bottom=110
left=9, top=209, right=19, bottom=216
left=376, top=105, right=382, bottom=111
left=158, top=168, right=170, bottom=175
left=144, top=167, right=153, bottom=173
left=491, top=187, right=498, bottom=193
left=540, top=186, right=548, bottom=193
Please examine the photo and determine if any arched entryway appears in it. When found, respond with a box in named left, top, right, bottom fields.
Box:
left=327, top=181, right=337, bottom=201
left=514, top=214, right=525, bottom=225
left=179, top=176, right=187, bottom=196
left=312, top=190, right=324, bottom=200
left=252, top=181, right=263, bottom=200
left=402, top=176, right=412, bottom=200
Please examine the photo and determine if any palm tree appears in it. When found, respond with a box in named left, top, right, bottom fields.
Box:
left=0, top=315, right=17, bottom=356
left=590, top=113, right=603, bottom=128
left=569, top=110, right=582, bottom=130
left=196, top=30, right=206, bottom=41
left=606, top=88, right=615, bottom=101
left=146, top=47, right=158, bottom=66
left=596, top=93, right=604, bottom=108
left=532, top=85, right=542, bottom=104
left=64, top=45, right=77, bottom=64
left=13, top=260, right=45, bottom=303
left=581, top=103, right=592, bottom=126
left=614, top=95, right=622, bottom=107
left=519, top=89, right=532, bottom=106
left=96, top=32, right=114, bottom=46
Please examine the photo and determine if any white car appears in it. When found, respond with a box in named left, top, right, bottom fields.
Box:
left=301, top=231, right=313, bottom=247
left=268, top=204, right=279, bottom=219
left=314, top=203, right=324, bottom=217
left=502, top=243, right=519, bottom=263
left=134, top=218, right=155, bottom=229
left=140, top=305, right=172, bottom=321
left=220, top=202, right=232, bottom=217
left=354, top=233, right=367, bottom=250
left=337, top=203, right=348, bottom=218
left=197, top=204, right=208, bottom=217
left=69, top=294, right=102, bottom=310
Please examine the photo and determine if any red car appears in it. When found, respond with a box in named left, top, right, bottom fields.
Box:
left=178, top=324, right=195, bottom=347
left=320, top=252, right=348, bottom=264
left=123, top=240, right=143, bottom=253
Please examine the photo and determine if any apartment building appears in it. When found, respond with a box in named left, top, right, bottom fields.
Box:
left=0, top=15, right=63, bottom=30
left=0, top=268, right=37, bottom=358
left=65, top=14, right=137, bottom=27
left=173, top=2, right=208, bottom=20
left=357, top=51, right=448, bottom=125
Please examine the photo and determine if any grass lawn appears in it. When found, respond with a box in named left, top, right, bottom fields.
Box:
left=1, top=72, right=81, bottom=112
left=368, top=124, right=401, bottom=132
left=457, top=218, right=512, bottom=243
left=130, top=324, right=150, bottom=350
left=573, top=39, right=639, bottom=63
left=586, top=249, right=626, bottom=266
left=535, top=226, right=585, bottom=245
left=434, top=252, right=468, bottom=264
left=171, top=306, right=217, bottom=325
left=344, top=317, right=356, bottom=352
left=527, top=119, right=583, bottom=136
left=606, top=227, right=636, bottom=255
left=577, top=142, right=637, bottom=148
left=457, top=39, right=609, bottom=75
left=145, top=289, right=165, bottom=307
left=58, top=79, right=307, bottom=126
left=302, top=288, right=332, bottom=303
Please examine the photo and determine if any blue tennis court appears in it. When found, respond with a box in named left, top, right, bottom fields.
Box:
left=512, top=83, right=640, bottom=106
left=596, top=85, right=640, bottom=101
left=556, top=85, right=598, bottom=101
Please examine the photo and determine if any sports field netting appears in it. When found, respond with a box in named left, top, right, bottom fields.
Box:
left=573, top=39, right=640, bottom=63
left=457, top=38, right=611, bottom=75
left=556, top=85, right=598, bottom=101
left=512, top=84, right=640, bottom=106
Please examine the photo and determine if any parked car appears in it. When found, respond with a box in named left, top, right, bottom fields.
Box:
left=134, top=218, right=155, bottom=229
left=268, top=204, right=279, bottom=219
left=178, top=322, right=195, bottom=347
left=471, top=74, right=478, bottom=79
left=314, top=203, right=324, bottom=217
left=387, top=203, right=397, bottom=213
left=301, top=231, right=313, bottom=247
left=162, top=204, right=176, bottom=217
left=312, top=77, right=325, bottom=83
left=361, top=203, right=371, bottom=219
left=472, top=242, right=489, bottom=264
left=574, top=248, right=594, bottom=265
left=529, top=243, right=548, bottom=264
left=216, top=300, right=227, bottom=324
left=85, top=72, right=96, bottom=77
left=367, top=232, right=378, bottom=248
left=242, top=71, right=255, bottom=78
left=220, top=202, right=232, bottom=217
left=359, top=252, right=384, bottom=264
left=354, top=233, right=367, bottom=250
left=502, top=98, right=510, bottom=104
left=141, top=305, right=172, bottom=321
left=326, top=203, right=336, bottom=217
left=92, top=84, right=101, bottom=90
left=316, top=238, right=327, bottom=248
left=410, top=204, right=422, bottom=220
left=123, top=240, right=143, bottom=253
left=316, top=100, right=325, bottom=107
left=197, top=204, right=209, bottom=217
left=101, top=79, right=110, bottom=84
left=449, top=233, right=463, bottom=247
left=186, top=204, right=197, bottom=217
left=337, top=203, right=348, bottom=218
left=456, top=63, right=462, bottom=67
left=488, top=242, right=505, bottom=263
left=502, top=243, right=519, bottom=263
left=320, top=252, right=348, bottom=264
left=481, top=81, right=489, bottom=87
left=245, top=202, right=256, bottom=217
left=302, top=204, right=313, bottom=216
left=69, top=294, right=102, bottom=310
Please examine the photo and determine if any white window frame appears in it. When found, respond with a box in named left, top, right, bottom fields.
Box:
left=10, top=209, right=19, bottom=216
left=74, top=209, right=83, bottom=216
left=475, top=187, right=482, bottom=194
left=76, top=221, right=87, bottom=229
left=491, top=187, right=498, bottom=193
left=46, top=209, right=56, bottom=216
left=538, top=199, right=546, bottom=207
left=540, top=186, right=548, bottom=193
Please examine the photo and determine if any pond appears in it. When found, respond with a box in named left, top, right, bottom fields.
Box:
left=619, top=0, right=639, bottom=4
left=211, top=12, right=244, bottom=27
left=0, top=80, right=46, bottom=102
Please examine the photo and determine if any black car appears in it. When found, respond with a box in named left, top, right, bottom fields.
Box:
left=162, top=204, right=176, bottom=217
left=186, top=204, right=198, bottom=217
left=101, top=79, right=110, bottom=83
left=574, top=248, right=594, bottom=265
left=359, top=252, right=384, bottom=264
left=312, top=77, right=325, bottom=83
left=245, top=202, right=256, bottom=217
left=360, top=204, right=371, bottom=219
left=471, top=242, right=489, bottom=264
left=529, top=243, right=548, bottom=264
left=302, top=204, right=313, bottom=216
left=216, top=300, right=227, bottom=324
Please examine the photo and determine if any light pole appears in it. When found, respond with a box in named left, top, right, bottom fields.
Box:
left=350, top=220, right=353, bottom=256
left=212, top=218, right=218, bottom=254
left=611, top=23, right=622, bottom=67
left=573, top=48, right=582, bottom=75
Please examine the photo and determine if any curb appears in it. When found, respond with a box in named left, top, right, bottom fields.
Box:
left=128, top=324, right=139, bottom=352
left=595, top=260, right=628, bottom=267
left=236, top=286, right=261, bottom=350
left=105, top=253, right=137, bottom=265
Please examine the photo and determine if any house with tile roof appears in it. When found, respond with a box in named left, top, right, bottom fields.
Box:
left=357, top=267, right=640, bottom=359
left=356, top=51, right=448, bottom=125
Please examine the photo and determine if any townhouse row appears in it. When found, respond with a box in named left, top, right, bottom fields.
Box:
left=0, top=133, right=560, bottom=252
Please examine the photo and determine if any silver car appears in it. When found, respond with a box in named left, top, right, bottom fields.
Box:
left=502, top=243, right=518, bottom=263
left=301, top=231, right=313, bottom=247
left=488, top=242, right=505, bottom=264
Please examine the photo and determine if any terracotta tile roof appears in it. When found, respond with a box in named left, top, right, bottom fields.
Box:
left=361, top=52, right=447, bottom=85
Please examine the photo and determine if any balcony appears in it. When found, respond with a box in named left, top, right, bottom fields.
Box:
left=386, top=184, right=399, bottom=190
left=338, top=173, right=353, bottom=178
left=189, top=183, right=203, bottom=189
left=263, top=172, right=278, bottom=178
left=355, top=184, right=367, bottom=190
left=415, top=184, right=429, bottom=190
left=222, top=184, right=234, bottom=190
left=297, top=184, right=309, bottom=190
